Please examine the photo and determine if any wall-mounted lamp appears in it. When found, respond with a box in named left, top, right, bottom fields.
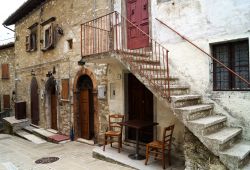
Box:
left=78, top=57, right=86, bottom=67
left=31, top=69, right=35, bottom=76
left=46, top=71, right=53, bottom=77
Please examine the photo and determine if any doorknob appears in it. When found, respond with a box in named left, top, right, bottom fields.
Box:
left=143, top=4, right=147, bottom=10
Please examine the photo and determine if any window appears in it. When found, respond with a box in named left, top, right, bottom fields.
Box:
left=1, top=64, right=9, bottom=79
left=26, top=23, right=38, bottom=52
left=3, top=95, right=10, bottom=109
left=61, top=79, right=69, bottom=100
left=67, top=39, right=73, bottom=50
left=42, top=23, right=55, bottom=51
left=212, top=40, right=249, bottom=90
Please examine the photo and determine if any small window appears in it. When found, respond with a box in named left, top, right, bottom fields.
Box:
left=61, top=79, right=69, bottom=100
left=67, top=39, right=73, bottom=50
left=212, top=39, right=249, bottom=90
left=3, top=95, right=10, bottom=109
left=2, top=64, right=9, bottom=79
left=42, top=23, right=55, bottom=51
left=26, top=24, right=37, bottom=52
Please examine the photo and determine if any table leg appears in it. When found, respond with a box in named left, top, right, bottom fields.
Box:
left=128, top=129, right=145, bottom=160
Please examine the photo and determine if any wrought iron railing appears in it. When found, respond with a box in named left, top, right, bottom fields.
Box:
left=81, top=12, right=171, bottom=99
left=155, top=18, right=250, bottom=89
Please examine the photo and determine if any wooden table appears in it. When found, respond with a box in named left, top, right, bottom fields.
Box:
left=118, top=120, right=158, bottom=160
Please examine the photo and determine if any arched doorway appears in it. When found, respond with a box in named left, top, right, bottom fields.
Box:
left=45, top=77, right=58, bottom=130
left=76, top=75, right=94, bottom=139
left=30, top=77, right=39, bottom=125
left=73, top=68, right=98, bottom=141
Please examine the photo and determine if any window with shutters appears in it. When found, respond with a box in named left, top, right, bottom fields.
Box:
left=42, top=23, right=55, bottom=51
left=212, top=39, right=249, bottom=91
left=61, top=79, right=69, bottom=100
left=26, top=23, right=37, bottom=52
left=1, top=64, right=9, bottom=79
left=3, top=95, right=10, bottom=109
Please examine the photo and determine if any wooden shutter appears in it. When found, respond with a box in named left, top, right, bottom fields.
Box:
left=26, top=36, right=30, bottom=51
left=61, top=79, right=69, bottom=99
left=2, top=64, right=9, bottom=79
left=3, top=95, right=10, bottom=109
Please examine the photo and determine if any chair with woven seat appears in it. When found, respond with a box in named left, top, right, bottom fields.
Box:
left=103, top=114, right=124, bottom=153
left=145, top=124, right=175, bottom=169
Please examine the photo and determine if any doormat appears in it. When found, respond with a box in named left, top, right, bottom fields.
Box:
left=35, top=157, right=59, bottom=164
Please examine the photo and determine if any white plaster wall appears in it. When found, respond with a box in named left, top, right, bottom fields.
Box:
left=151, top=0, right=250, bottom=139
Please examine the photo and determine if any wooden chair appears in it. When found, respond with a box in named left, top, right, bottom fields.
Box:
left=145, top=125, right=175, bottom=169
left=103, top=114, right=124, bottom=153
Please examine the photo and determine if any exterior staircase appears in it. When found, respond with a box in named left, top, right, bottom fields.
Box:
left=15, top=125, right=70, bottom=144
left=80, top=11, right=250, bottom=169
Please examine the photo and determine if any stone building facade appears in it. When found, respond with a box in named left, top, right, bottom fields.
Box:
left=3, top=0, right=250, bottom=169
left=0, top=43, right=15, bottom=112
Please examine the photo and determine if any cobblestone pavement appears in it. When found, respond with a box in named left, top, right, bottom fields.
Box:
left=0, top=134, right=133, bottom=170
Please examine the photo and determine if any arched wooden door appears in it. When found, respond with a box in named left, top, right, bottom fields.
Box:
left=30, top=77, right=39, bottom=125
left=77, top=75, right=94, bottom=140
left=51, top=85, right=57, bottom=130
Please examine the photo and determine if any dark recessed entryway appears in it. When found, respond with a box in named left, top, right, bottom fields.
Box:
left=126, top=73, right=154, bottom=143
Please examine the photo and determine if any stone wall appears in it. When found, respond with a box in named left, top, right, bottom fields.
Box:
left=0, top=45, right=15, bottom=112
left=184, top=128, right=227, bottom=170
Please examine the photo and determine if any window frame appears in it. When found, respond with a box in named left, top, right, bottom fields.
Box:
left=212, top=39, right=250, bottom=91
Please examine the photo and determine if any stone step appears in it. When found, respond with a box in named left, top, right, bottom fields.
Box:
left=32, top=128, right=56, bottom=140
left=151, top=74, right=178, bottom=80
left=131, top=58, right=160, bottom=65
left=171, top=94, right=202, bottom=108
left=205, top=128, right=242, bottom=145
left=23, top=125, right=37, bottom=133
left=188, top=115, right=227, bottom=128
left=221, top=141, right=250, bottom=160
left=15, top=130, right=47, bottom=144
left=220, top=141, right=250, bottom=169
left=171, top=94, right=201, bottom=102
left=175, top=104, right=213, bottom=114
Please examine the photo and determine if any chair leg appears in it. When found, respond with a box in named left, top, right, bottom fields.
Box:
left=110, top=137, right=113, bottom=147
left=154, top=148, right=158, bottom=160
left=168, top=149, right=171, bottom=166
left=103, top=135, right=107, bottom=151
left=145, top=145, right=150, bottom=165
left=118, top=137, right=121, bottom=153
left=162, top=151, right=166, bottom=169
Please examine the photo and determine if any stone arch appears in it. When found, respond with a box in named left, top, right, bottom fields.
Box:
left=73, top=68, right=98, bottom=142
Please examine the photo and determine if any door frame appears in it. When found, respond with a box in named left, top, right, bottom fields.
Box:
left=30, top=77, right=39, bottom=125
left=73, top=68, right=98, bottom=141
left=124, top=72, right=155, bottom=143
left=121, top=0, right=152, bottom=49
left=45, top=76, right=58, bottom=130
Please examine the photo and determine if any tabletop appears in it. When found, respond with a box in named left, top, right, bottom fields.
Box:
left=118, top=120, right=158, bottom=129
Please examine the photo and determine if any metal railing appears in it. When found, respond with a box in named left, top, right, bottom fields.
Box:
left=81, top=12, right=171, bottom=99
left=156, top=18, right=250, bottom=88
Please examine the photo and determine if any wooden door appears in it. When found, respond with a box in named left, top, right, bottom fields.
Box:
left=128, top=73, right=153, bottom=143
left=31, top=78, right=39, bottom=125
left=51, top=88, right=57, bottom=130
left=127, top=0, right=149, bottom=49
left=79, top=89, right=90, bottom=139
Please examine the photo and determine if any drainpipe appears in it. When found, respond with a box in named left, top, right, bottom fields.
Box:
left=3, top=25, right=15, bottom=32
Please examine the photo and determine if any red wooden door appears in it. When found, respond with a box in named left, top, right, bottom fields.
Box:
left=51, top=89, right=57, bottom=130
left=79, top=89, right=90, bottom=139
left=127, top=0, right=149, bottom=49
left=31, top=78, right=39, bottom=125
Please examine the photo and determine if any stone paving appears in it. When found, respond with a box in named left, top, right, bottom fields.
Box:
left=0, top=134, right=133, bottom=170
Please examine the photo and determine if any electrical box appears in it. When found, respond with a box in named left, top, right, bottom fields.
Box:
left=98, top=85, right=107, bottom=100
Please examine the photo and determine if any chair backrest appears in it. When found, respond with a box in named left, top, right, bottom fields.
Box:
left=108, top=114, right=124, bottom=132
left=162, top=124, right=175, bottom=148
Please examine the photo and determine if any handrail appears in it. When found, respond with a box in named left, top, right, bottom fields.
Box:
left=156, top=18, right=250, bottom=88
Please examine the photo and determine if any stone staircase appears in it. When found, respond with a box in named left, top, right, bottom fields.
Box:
left=110, top=52, right=250, bottom=170
left=15, top=125, right=70, bottom=144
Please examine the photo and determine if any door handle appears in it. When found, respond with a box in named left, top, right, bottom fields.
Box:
left=143, top=4, right=147, bottom=10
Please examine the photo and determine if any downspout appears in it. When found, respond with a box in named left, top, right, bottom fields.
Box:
left=3, top=25, right=15, bottom=32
